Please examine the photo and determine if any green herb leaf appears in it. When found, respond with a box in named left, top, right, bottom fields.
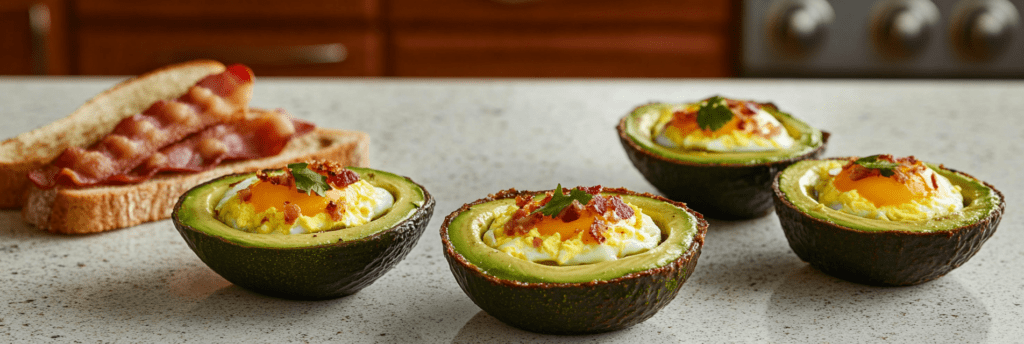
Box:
left=533, top=184, right=594, bottom=217
left=696, top=96, right=733, bottom=131
left=854, top=155, right=899, bottom=177
left=288, top=162, right=331, bottom=196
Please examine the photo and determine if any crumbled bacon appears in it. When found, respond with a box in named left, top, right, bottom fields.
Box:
left=557, top=200, right=585, bottom=223
left=326, top=201, right=345, bottom=221
left=588, top=219, right=608, bottom=244
left=589, top=195, right=608, bottom=215
left=607, top=196, right=634, bottom=221
left=504, top=208, right=540, bottom=237
left=931, top=173, right=938, bottom=190
left=515, top=194, right=533, bottom=208
left=532, top=237, right=543, bottom=248
left=283, top=202, right=301, bottom=224
left=327, top=169, right=360, bottom=189
left=257, top=168, right=293, bottom=187
left=238, top=187, right=253, bottom=202
left=578, top=185, right=603, bottom=196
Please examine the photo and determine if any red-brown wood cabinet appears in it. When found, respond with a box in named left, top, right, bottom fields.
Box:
left=1, top=0, right=738, bottom=77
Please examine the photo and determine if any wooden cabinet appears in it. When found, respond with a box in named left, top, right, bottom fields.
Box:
left=2, top=0, right=738, bottom=77
left=387, top=0, right=737, bottom=77
left=73, top=0, right=383, bottom=76
left=0, top=0, right=69, bottom=75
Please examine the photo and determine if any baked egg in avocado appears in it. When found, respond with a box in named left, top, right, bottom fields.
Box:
left=618, top=96, right=828, bottom=219
left=172, top=161, right=434, bottom=300
left=441, top=186, right=707, bottom=334
left=773, top=155, right=1004, bottom=286
left=215, top=162, right=394, bottom=234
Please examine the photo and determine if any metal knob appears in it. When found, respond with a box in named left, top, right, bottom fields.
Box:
left=870, top=0, right=940, bottom=60
left=767, top=0, right=835, bottom=57
left=951, top=0, right=1021, bottom=61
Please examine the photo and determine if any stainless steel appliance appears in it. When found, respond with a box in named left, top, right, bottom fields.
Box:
left=741, top=0, right=1024, bottom=77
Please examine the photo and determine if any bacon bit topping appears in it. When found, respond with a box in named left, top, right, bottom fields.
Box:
left=326, top=201, right=345, bottom=221
left=283, top=202, right=301, bottom=224
left=608, top=196, right=635, bottom=221
left=532, top=237, right=543, bottom=248
left=931, top=173, right=938, bottom=190
left=557, top=200, right=585, bottom=223
left=502, top=186, right=633, bottom=244
left=588, top=219, right=608, bottom=244
left=238, top=187, right=253, bottom=202
left=256, top=168, right=294, bottom=188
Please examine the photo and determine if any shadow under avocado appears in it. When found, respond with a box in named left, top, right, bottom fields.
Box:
left=451, top=311, right=680, bottom=344
left=766, top=266, right=991, bottom=343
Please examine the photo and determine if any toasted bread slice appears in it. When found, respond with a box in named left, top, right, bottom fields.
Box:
left=0, top=60, right=228, bottom=208
left=22, top=127, right=370, bottom=234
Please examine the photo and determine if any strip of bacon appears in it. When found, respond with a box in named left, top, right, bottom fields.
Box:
left=28, top=65, right=255, bottom=189
left=106, top=110, right=315, bottom=184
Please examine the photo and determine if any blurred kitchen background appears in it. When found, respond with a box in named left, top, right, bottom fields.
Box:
left=1, top=0, right=1021, bottom=78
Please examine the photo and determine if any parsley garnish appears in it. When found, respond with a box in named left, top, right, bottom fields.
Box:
left=288, top=162, right=331, bottom=196
left=533, top=184, right=594, bottom=217
left=854, top=155, right=900, bottom=177
left=696, top=96, right=733, bottom=132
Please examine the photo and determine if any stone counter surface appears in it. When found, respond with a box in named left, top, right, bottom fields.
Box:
left=1, top=77, right=1021, bottom=343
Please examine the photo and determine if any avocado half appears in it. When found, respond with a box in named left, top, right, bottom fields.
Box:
left=440, top=187, right=707, bottom=334
left=172, top=166, right=434, bottom=300
left=617, top=101, right=829, bottom=219
left=772, top=158, right=1005, bottom=286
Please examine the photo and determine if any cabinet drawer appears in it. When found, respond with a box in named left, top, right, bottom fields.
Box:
left=389, top=0, right=733, bottom=25
left=77, top=28, right=383, bottom=76
left=76, top=0, right=379, bottom=22
left=393, top=29, right=731, bottom=77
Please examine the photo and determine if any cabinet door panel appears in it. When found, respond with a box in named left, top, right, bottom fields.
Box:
left=393, top=29, right=731, bottom=77
left=76, top=0, right=378, bottom=22
left=389, top=0, right=733, bottom=25
left=77, top=29, right=383, bottom=76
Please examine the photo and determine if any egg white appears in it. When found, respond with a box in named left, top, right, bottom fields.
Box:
left=481, top=204, right=661, bottom=266
left=215, top=176, right=394, bottom=234
left=814, top=161, right=964, bottom=222
left=653, top=105, right=794, bottom=152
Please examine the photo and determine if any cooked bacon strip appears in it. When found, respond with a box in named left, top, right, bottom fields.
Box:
left=107, top=111, right=315, bottom=184
left=28, top=65, right=254, bottom=189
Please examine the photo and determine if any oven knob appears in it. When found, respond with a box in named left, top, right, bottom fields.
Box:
left=767, top=0, right=835, bottom=57
left=870, top=0, right=941, bottom=59
left=951, top=0, right=1021, bottom=61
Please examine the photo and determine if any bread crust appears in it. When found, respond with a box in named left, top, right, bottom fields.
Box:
left=22, top=128, right=370, bottom=234
left=0, top=60, right=227, bottom=208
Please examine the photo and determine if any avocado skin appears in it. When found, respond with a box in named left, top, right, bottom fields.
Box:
left=771, top=168, right=1005, bottom=286
left=441, top=188, right=706, bottom=334
left=172, top=173, right=435, bottom=300
left=617, top=118, right=829, bottom=219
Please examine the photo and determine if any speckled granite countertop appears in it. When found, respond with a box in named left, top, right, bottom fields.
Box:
left=1, top=77, right=1021, bottom=343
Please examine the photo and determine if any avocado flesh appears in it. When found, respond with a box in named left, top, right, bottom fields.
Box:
left=173, top=167, right=434, bottom=299
left=773, top=159, right=1004, bottom=286
left=618, top=102, right=828, bottom=219
left=441, top=188, right=707, bottom=334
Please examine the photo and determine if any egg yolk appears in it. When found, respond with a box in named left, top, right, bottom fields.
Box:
left=245, top=181, right=331, bottom=217
left=530, top=211, right=604, bottom=245
left=832, top=167, right=931, bottom=207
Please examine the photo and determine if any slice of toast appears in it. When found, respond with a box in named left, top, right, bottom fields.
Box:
left=0, top=60, right=228, bottom=208
left=22, top=128, right=370, bottom=234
